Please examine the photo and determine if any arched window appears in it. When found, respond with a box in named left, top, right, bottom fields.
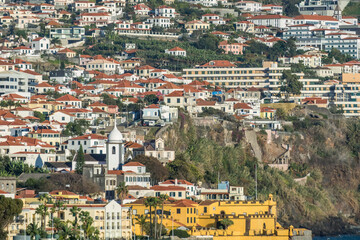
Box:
left=112, top=146, right=116, bottom=154
left=263, top=223, right=266, bottom=229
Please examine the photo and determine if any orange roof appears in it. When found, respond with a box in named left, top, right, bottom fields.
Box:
left=56, top=94, right=81, bottom=102
left=70, top=134, right=107, bottom=140
left=161, top=179, right=193, bottom=185
left=168, top=47, right=186, bottom=52
left=293, top=15, right=338, bottom=21
left=123, top=162, right=144, bottom=167
left=150, top=185, right=186, bottom=191
left=36, top=82, right=53, bottom=88
left=201, top=60, right=236, bottom=68
left=234, top=102, right=252, bottom=110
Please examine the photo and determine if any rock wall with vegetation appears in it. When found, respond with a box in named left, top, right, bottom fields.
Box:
left=160, top=111, right=360, bottom=236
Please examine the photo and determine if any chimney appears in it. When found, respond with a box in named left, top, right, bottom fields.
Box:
left=175, top=179, right=178, bottom=185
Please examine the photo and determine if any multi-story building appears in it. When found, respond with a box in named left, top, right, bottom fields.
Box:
left=218, top=40, right=246, bottom=55
left=7, top=198, right=132, bottom=240
left=79, top=13, right=111, bottom=27
left=249, top=14, right=293, bottom=29
left=146, top=16, right=173, bottom=28
left=185, top=20, right=210, bottom=34
left=297, top=0, right=349, bottom=16
left=235, top=0, right=262, bottom=12
left=278, top=54, right=322, bottom=68
left=127, top=194, right=311, bottom=239
left=183, top=61, right=290, bottom=88
left=49, top=27, right=85, bottom=39
left=324, top=32, right=360, bottom=59
left=66, top=134, right=108, bottom=154
left=261, top=4, right=283, bottom=14
left=155, top=5, right=176, bottom=18
left=74, top=0, right=96, bottom=11
left=0, top=70, right=38, bottom=96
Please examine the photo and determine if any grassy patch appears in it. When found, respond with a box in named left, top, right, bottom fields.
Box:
left=343, top=2, right=360, bottom=16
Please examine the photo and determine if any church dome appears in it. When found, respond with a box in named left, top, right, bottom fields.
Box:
left=108, top=125, right=123, bottom=143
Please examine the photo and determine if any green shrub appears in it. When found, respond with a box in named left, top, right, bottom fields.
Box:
left=169, top=230, right=190, bottom=238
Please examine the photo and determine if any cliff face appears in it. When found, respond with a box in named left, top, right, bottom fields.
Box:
left=160, top=113, right=360, bottom=236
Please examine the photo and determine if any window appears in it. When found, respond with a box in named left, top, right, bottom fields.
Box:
left=112, top=146, right=116, bottom=154
left=177, top=208, right=180, bottom=214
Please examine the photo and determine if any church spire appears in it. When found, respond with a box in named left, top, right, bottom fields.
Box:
left=333, top=4, right=342, bottom=21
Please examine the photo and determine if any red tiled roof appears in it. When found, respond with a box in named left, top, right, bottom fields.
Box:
left=123, top=162, right=144, bottom=167
left=56, top=94, right=81, bottom=102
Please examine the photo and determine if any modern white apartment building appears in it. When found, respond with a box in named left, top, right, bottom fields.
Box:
left=183, top=61, right=291, bottom=88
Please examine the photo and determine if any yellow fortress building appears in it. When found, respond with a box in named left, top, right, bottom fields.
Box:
left=126, top=194, right=312, bottom=240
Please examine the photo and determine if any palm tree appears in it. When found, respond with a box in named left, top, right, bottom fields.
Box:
left=26, top=223, right=40, bottom=240
left=80, top=211, right=98, bottom=239
left=51, top=37, right=61, bottom=45
left=158, top=194, right=169, bottom=238
left=53, top=200, right=67, bottom=218
left=135, top=215, right=147, bottom=236
left=145, top=197, right=160, bottom=239
left=115, top=182, right=128, bottom=203
left=70, top=206, right=81, bottom=228
left=35, top=204, right=49, bottom=232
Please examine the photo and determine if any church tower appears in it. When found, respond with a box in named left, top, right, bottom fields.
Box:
left=106, top=120, right=124, bottom=170
left=333, top=4, right=342, bottom=21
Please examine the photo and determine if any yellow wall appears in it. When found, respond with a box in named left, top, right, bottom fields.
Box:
left=342, top=73, right=360, bottom=84
left=126, top=194, right=307, bottom=239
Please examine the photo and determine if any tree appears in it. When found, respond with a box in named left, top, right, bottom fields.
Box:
left=276, top=108, right=287, bottom=120
left=322, top=48, right=353, bottom=64
left=144, top=197, right=160, bottom=238
left=115, top=182, right=128, bottom=202
left=70, top=206, right=82, bottom=228
left=79, top=211, right=99, bottom=240
left=34, top=111, right=46, bottom=122
left=0, top=196, right=23, bottom=239
left=131, top=155, right=169, bottom=184
left=51, top=37, right=61, bottom=45
left=158, top=194, right=169, bottom=238
left=135, top=215, right=147, bottom=236
left=218, top=219, right=234, bottom=229
left=280, top=70, right=303, bottom=98
left=20, top=174, right=101, bottom=195
left=75, top=145, right=85, bottom=175
left=63, top=119, right=90, bottom=136
left=53, top=200, right=67, bottom=219
left=35, top=204, right=49, bottom=232
left=26, top=223, right=40, bottom=240
left=144, top=94, right=159, bottom=105
left=196, top=34, right=220, bottom=51
left=169, top=229, right=190, bottom=238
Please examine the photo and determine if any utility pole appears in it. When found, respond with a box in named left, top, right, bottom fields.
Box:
left=255, top=163, right=258, bottom=201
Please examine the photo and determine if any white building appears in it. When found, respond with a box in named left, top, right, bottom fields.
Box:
left=249, top=14, right=293, bottom=29
left=165, top=47, right=186, bottom=57
left=235, top=1, right=262, bottom=12
left=122, top=162, right=151, bottom=188
left=146, top=16, right=173, bottom=28
left=31, top=37, right=50, bottom=51
left=155, top=5, right=176, bottom=18
left=67, top=134, right=108, bottom=154
left=159, top=179, right=197, bottom=197
left=261, top=4, right=283, bottom=14
left=104, top=201, right=131, bottom=240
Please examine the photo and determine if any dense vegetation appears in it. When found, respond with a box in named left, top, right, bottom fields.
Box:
left=0, top=196, right=23, bottom=239
left=82, top=36, right=301, bottom=70
left=343, top=2, right=360, bottom=16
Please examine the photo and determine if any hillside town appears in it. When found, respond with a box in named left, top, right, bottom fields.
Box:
left=0, top=0, right=359, bottom=238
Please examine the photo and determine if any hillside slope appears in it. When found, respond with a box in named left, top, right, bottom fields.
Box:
left=161, top=112, right=360, bottom=236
